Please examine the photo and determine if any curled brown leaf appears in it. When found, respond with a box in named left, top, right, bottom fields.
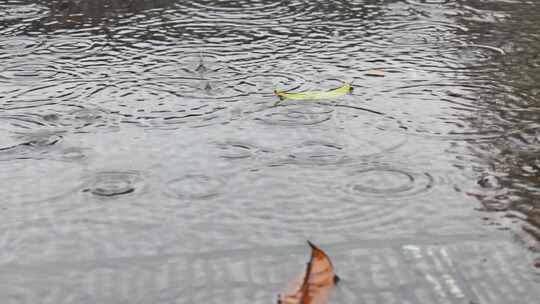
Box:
left=278, top=241, right=339, bottom=304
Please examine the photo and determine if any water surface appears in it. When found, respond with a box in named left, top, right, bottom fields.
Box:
left=1, top=0, right=540, bottom=302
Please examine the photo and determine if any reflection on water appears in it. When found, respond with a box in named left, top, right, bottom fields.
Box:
left=453, top=1, right=540, bottom=251
left=1, top=0, right=540, bottom=302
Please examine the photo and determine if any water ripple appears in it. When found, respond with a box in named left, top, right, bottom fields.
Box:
left=0, top=114, right=48, bottom=131
left=39, top=37, right=107, bottom=59
left=147, top=56, right=307, bottom=101
left=342, top=167, right=435, bottom=198
left=47, top=38, right=95, bottom=53
left=365, top=83, right=509, bottom=139
left=385, top=22, right=467, bottom=46
left=0, top=130, right=64, bottom=161
left=0, top=0, right=535, bottom=271
left=0, top=3, right=46, bottom=21
left=73, top=73, right=306, bottom=128
left=215, top=141, right=260, bottom=160
left=50, top=146, right=89, bottom=162
left=283, top=140, right=347, bottom=166
left=405, top=0, right=452, bottom=5
left=147, top=51, right=236, bottom=79
left=0, top=61, right=80, bottom=85
left=1, top=83, right=95, bottom=111
left=0, top=36, right=42, bottom=58
left=253, top=103, right=334, bottom=126
left=83, top=171, right=146, bottom=198
left=233, top=165, right=435, bottom=233
left=80, top=81, right=193, bottom=124
left=40, top=105, right=120, bottom=132
left=165, top=174, right=225, bottom=200
left=174, top=0, right=322, bottom=22
left=77, top=79, right=242, bottom=128
left=302, top=165, right=440, bottom=231
left=182, top=71, right=307, bottom=101
left=439, top=44, right=506, bottom=70
left=0, top=159, right=83, bottom=203
left=14, top=131, right=63, bottom=147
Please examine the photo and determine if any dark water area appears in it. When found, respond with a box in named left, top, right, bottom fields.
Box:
left=1, top=0, right=540, bottom=302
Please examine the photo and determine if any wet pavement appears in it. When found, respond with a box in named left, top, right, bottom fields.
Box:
left=1, top=0, right=540, bottom=302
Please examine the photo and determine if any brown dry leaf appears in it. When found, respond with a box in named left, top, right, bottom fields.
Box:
left=278, top=241, right=339, bottom=304
left=364, top=69, right=385, bottom=77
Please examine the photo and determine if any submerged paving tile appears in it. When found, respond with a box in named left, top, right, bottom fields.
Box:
left=0, top=235, right=538, bottom=303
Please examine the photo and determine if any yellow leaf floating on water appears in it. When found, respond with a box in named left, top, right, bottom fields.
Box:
left=278, top=241, right=339, bottom=304
left=274, top=83, right=353, bottom=101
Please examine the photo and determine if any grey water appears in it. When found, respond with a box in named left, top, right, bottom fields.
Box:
left=1, top=0, right=540, bottom=303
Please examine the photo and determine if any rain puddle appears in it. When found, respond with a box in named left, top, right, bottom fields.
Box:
left=1, top=0, right=540, bottom=302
